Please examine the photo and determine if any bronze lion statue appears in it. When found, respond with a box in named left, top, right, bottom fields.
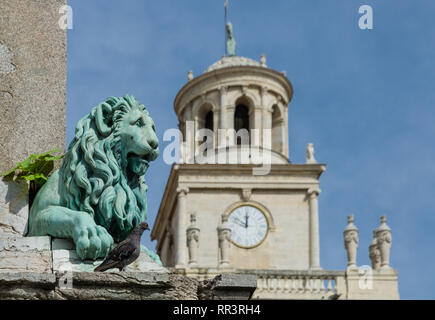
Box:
left=28, top=95, right=159, bottom=260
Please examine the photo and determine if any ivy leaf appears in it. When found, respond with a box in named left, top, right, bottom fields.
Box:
left=1, top=149, right=64, bottom=185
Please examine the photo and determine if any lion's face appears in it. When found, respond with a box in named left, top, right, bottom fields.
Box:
left=117, top=106, right=159, bottom=176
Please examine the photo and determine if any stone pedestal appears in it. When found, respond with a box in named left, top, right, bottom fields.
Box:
left=0, top=236, right=257, bottom=299
left=51, top=238, right=168, bottom=273
left=344, top=268, right=399, bottom=300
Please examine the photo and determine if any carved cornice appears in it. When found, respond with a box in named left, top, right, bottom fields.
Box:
left=174, top=66, right=293, bottom=115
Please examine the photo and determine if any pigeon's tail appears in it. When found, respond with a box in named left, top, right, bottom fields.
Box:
left=94, top=260, right=118, bottom=272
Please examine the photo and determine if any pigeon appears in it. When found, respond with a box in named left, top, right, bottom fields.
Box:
left=327, top=293, right=342, bottom=300
left=94, top=221, right=150, bottom=272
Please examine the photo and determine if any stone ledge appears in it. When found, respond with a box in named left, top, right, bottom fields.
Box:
left=198, top=274, right=258, bottom=300
left=214, top=273, right=258, bottom=289
left=61, top=271, right=171, bottom=286
left=0, top=272, right=56, bottom=287
left=0, top=272, right=257, bottom=300
left=0, top=272, right=57, bottom=300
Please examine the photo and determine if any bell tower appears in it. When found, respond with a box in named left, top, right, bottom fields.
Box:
left=175, top=55, right=292, bottom=165
left=151, top=5, right=399, bottom=298
left=151, top=54, right=326, bottom=274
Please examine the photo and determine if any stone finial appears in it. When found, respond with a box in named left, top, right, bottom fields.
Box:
left=260, top=54, right=267, bottom=67
left=369, top=230, right=381, bottom=270
left=306, top=143, right=317, bottom=164
left=281, top=70, right=287, bottom=76
left=375, top=215, right=392, bottom=270
left=343, top=214, right=358, bottom=270
left=217, top=213, right=231, bottom=268
left=187, top=70, right=194, bottom=81
left=186, top=212, right=200, bottom=266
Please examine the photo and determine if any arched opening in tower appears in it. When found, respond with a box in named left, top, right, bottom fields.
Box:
left=234, top=104, right=250, bottom=145
left=205, top=110, right=213, bottom=132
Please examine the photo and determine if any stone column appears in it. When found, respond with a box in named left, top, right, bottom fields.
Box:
left=217, top=213, right=232, bottom=268
left=283, top=104, right=289, bottom=159
left=216, top=87, right=226, bottom=149
left=226, top=105, right=235, bottom=146
left=193, top=116, right=201, bottom=159
left=307, top=188, right=321, bottom=270
left=159, top=225, right=172, bottom=266
left=219, top=86, right=227, bottom=130
left=0, top=0, right=66, bottom=173
left=375, top=215, right=392, bottom=270
left=212, top=107, right=219, bottom=149
left=174, top=187, right=189, bottom=268
left=343, top=214, right=358, bottom=270
left=0, top=1, right=65, bottom=272
left=186, top=212, right=200, bottom=267
left=252, top=107, right=263, bottom=147
left=260, top=86, right=271, bottom=147
left=184, top=116, right=195, bottom=164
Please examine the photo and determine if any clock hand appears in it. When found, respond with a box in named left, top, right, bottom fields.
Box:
left=245, top=213, right=248, bottom=228
left=233, top=217, right=246, bottom=228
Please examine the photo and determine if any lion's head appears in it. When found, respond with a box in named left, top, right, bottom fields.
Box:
left=59, top=95, right=159, bottom=242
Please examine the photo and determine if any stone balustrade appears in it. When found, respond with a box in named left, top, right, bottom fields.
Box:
left=250, top=270, right=345, bottom=299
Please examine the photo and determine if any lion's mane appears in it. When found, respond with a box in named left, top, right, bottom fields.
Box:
left=59, top=95, right=149, bottom=242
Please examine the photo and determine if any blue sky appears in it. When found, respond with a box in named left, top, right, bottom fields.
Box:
left=67, top=1, right=435, bottom=299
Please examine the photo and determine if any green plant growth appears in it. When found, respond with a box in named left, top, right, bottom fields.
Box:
left=1, top=149, right=64, bottom=206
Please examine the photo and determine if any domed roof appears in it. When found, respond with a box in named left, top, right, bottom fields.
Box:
left=205, top=55, right=265, bottom=73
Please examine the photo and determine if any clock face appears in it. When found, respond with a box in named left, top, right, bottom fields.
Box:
left=227, top=205, right=269, bottom=248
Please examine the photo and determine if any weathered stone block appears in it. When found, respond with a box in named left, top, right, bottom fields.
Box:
left=199, top=274, right=258, bottom=300
left=52, top=238, right=168, bottom=273
left=52, top=249, right=100, bottom=272
left=0, top=236, right=50, bottom=252
left=0, top=251, right=52, bottom=273
left=0, top=178, right=29, bottom=237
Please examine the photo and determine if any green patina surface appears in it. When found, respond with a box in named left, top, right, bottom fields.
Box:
left=226, top=22, right=236, bottom=56
left=28, top=95, right=160, bottom=261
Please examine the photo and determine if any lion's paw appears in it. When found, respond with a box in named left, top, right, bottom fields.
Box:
left=73, top=221, right=114, bottom=260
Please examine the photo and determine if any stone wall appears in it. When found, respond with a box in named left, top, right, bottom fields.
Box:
left=0, top=0, right=66, bottom=173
